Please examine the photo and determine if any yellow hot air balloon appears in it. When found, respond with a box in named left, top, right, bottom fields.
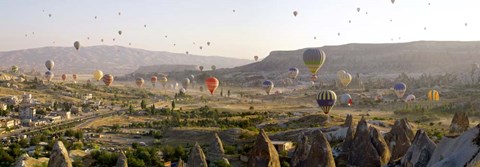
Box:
left=303, top=49, right=326, bottom=75
left=427, top=90, right=440, bottom=101
left=159, top=76, right=168, bottom=88
left=135, top=78, right=145, bottom=88
left=93, top=70, right=103, bottom=81
left=337, top=70, right=352, bottom=87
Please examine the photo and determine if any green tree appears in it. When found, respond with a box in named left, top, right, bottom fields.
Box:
left=129, top=105, right=134, bottom=114
left=140, top=100, right=147, bottom=109
left=171, top=101, right=176, bottom=111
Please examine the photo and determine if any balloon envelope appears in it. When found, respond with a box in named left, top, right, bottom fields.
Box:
left=93, top=70, right=103, bottom=81
left=262, top=80, right=274, bottom=95
left=303, top=49, right=326, bottom=75
left=45, top=60, right=54, bottom=71
left=61, top=74, right=67, bottom=81
left=182, top=78, right=190, bottom=90
left=205, top=77, right=219, bottom=95
left=340, top=93, right=352, bottom=106
left=394, top=82, right=407, bottom=98
left=288, top=68, right=299, bottom=79
left=102, top=74, right=114, bottom=86
left=74, top=41, right=80, bottom=51
left=45, top=71, right=54, bottom=82
left=427, top=90, right=440, bottom=101
left=135, top=78, right=145, bottom=88
left=317, top=90, right=337, bottom=114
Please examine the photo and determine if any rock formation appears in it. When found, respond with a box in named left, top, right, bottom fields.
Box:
left=304, top=130, right=336, bottom=167
left=347, top=117, right=391, bottom=167
left=343, top=114, right=353, bottom=128
left=14, top=154, right=29, bottom=167
left=401, top=130, right=436, bottom=167
left=208, top=133, right=230, bottom=166
left=178, top=159, right=185, bottom=167
left=384, top=118, right=414, bottom=162
left=338, top=114, right=356, bottom=165
left=116, top=151, right=128, bottom=167
left=428, top=124, right=480, bottom=167
left=449, top=111, right=470, bottom=134
left=48, top=141, right=72, bottom=167
left=247, top=129, right=280, bottom=167
left=290, top=133, right=309, bottom=167
left=188, top=142, right=208, bottom=167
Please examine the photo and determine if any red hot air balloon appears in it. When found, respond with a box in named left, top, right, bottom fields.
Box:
left=72, top=74, right=77, bottom=80
left=205, top=77, right=219, bottom=95
left=102, top=74, right=114, bottom=86
left=151, top=76, right=158, bottom=87
left=61, top=74, right=67, bottom=81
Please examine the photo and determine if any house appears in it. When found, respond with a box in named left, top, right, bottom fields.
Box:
left=271, top=141, right=294, bottom=153
left=58, top=111, right=71, bottom=119
left=0, top=117, right=17, bottom=128
left=20, top=107, right=36, bottom=120
left=6, top=96, right=20, bottom=105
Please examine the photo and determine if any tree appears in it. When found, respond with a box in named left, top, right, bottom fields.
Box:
left=140, top=100, right=147, bottom=109
left=171, top=101, right=176, bottom=111
left=150, top=104, right=156, bottom=115
left=227, top=90, right=231, bottom=97
left=220, top=88, right=223, bottom=96
left=129, top=105, right=134, bottom=114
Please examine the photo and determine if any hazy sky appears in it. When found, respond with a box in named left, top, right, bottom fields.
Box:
left=0, top=0, right=478, bottom=59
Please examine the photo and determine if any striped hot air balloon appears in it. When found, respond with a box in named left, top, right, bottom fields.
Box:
left=151, top=76, right=158, bottom=87
left=45, top=60, right=54, bottom=71
left=205, top=77, right=219, bottom=95
left=303, top=48, right=326, bottom=75
left=135, top=78, right=144, bottom=88
left=102, top=74, right=114, bottom=86
left=61, top=74, right=67, bottom=81
left=427, top=90, right=440, bottom=101
left=316, top=90, right=337, bottom=114
left=45, top=71, right=54, bottom=82
left=288, top=67, right=299, bottom=80
left=262, top=80, right=274, bottom=95
left=394, top=82, right=407, bottom=98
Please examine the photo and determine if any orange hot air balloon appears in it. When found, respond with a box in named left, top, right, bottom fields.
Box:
left=102, top=74, right=114, bottom=86
left=151, top=76, right=158, bottom=87
left=205, top=77, right=219, bottom=95
left=61, top=74, right=67, bottom=81
left=72, top=74, right=77, bottom=80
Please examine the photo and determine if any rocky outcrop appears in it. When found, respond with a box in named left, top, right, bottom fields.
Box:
left=208, top=133, right=230, bottom=166
left=384, top=118, right=414, bottom=162
left=178, top=159, right=185, bottom=167
left=290, top=134, right=309, bottom=167
left=338, top=115, right=356, bottom=165
left=449, top=111, right=470, bottom=134
left=188, top=142, right=208, bottom=167
left=347, top=117, right=391, bottom=167
left=304, top=130, right=336, bottom=167
left=116, top=151, right=128, bottom=167
left=14, top=154, right=29, bottom=167
left=400, top=130, right=436, bottom=167
left=247, top=129, right=280, bottom=167
left=48, top=141, right=72, bottom=167
left=343, top=114, right=353, bottom=128
left=428, top=124, right=480, bottom=167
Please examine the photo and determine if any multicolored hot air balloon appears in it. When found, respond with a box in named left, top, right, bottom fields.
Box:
left=151, top=76, right=157, bottom=87
left=427, top=90, right=440, bottom=101
left=74, top=41, right=80, bottom=51
left=102, top=74, right=114, bottom=86
left=394, top=82, right=407, bottom=98
left=182, top=78, right=190, bottom=90
left=199, top=66, right=204, bottom=71
left=61, top=74, right=67, bottom=81
left=45, top=60, right=54, bottom=71
left=160, top=76, right=168, bottom=88
left=262, top=80, right=274, bottom=95
left=316, top=90, right=337, bottom=114
left=405, top=94, right=416, bottom=103
left=205, top=77, right=219, bottom=95
left=211, top=65, right=216, bottom=71
left=254, top=56, right=259, bottom=61
left=135, top=78, right=144, bottom=88
left=45, top=71, right=54, bottom=82
left=288, top=68, right=299, bottom=80
left=340, top=93, right=353, bottom=106
left=337, top=71, right=352, bottom=87
left=93, top=70, right=103, bottom=81
left=303, top=49, right=326, bottom=75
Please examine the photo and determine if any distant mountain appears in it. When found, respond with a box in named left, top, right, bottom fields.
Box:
left=228, top=41, right=480, bottom=76
left=0, top=45, right=253, bottom=75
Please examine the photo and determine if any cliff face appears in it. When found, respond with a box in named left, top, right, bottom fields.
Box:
left=48, top=141, right=72, bottom=167
left=247, top=129, right=280, bottom=167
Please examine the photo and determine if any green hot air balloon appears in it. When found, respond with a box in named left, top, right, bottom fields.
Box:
left=303, top=48, right=326, bottom=75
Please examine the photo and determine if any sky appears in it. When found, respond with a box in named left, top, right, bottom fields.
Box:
left=0, top=0, right=478, bottom=59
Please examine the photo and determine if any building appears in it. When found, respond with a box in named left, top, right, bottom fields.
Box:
left=271, top=141, right=294, bottom=153
left=20, top=107, right=36, bottom=120
left=0, top=117, right=17, bottom=128
left=71, top=106, right=82, bottom=114
left=6, top=96, right=20, bottom=105
left=58, top=111, right=71, bottom=119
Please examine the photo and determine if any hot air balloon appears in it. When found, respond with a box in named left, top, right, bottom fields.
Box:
left=118, top=12, right=121, bottom=15
left=93, top=70, right=103, bottom=81
left=338, top=32, right=341, bottom=36
left=61, top=74, right=67, bottom=81
left=254, top=56, right=259, bottom=61
left=180, top=88, right=186, bottom=93
left=113, top=38, right=116, bottom=42
left=357, top=8, right=360, bottom=12
left=207, top=42, right=211, bottom=46
left=340, top=93, right=352, bottom=106
left=45, top=71, right=54, bottom=82
left=186, top=51, right=189, bottom=55
left=101, top=39, right=104, bottom=43
left=199, top=66, right=204, bottom=71
left=11, top=66, right=18, bottom=73
left=394, top=82, right=407, bottom=98
left=182, top=78, right=190, bottom=90
left=262, top=80, right=274, bottom=95
left=199, top=46, right=203, bottom=50
left=233, top=9, right=236, bottom=13
left=45, top=60, right=54, bottom=71
left=174, top=82, right=179, bottom=90
left=118, top=30, right=122, bottom=35
left=337, top=71, right=352, bottom=87
left=102, top=74, right=114, bottom=86
left=211, top=65, right=216, bottom=71
left=205, top=77, right=219, bottom=95
left=160, top=76, right=168, bottom=88
left=74, top=41, right=80, bottom=51
left=303, top=48, right=326, bottom=75
left=72, top=74, right=77, bottom=81
left=316, top=90, right=337, bottom=114
left=391, top=0, right=395, bottom=4
left=49, top=14, right=52, bottom=17
left=135, top=78, right=144, bottom=88
left=405, top=94, right=416, bottom=103
left=288, top=68, right=299, bottom=79
left=144, top=24, right=147, bottom=28
left=349, top=20, right=351, bottom=23
left=94, top=16, right=97, bottom=19
left=293, top=11, right=298, bottom=17
left=151, top=76, right=158, bottom=87
left=427, top=90, right=440, bottom=101
left=465, top=23, right=468, bottom=27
